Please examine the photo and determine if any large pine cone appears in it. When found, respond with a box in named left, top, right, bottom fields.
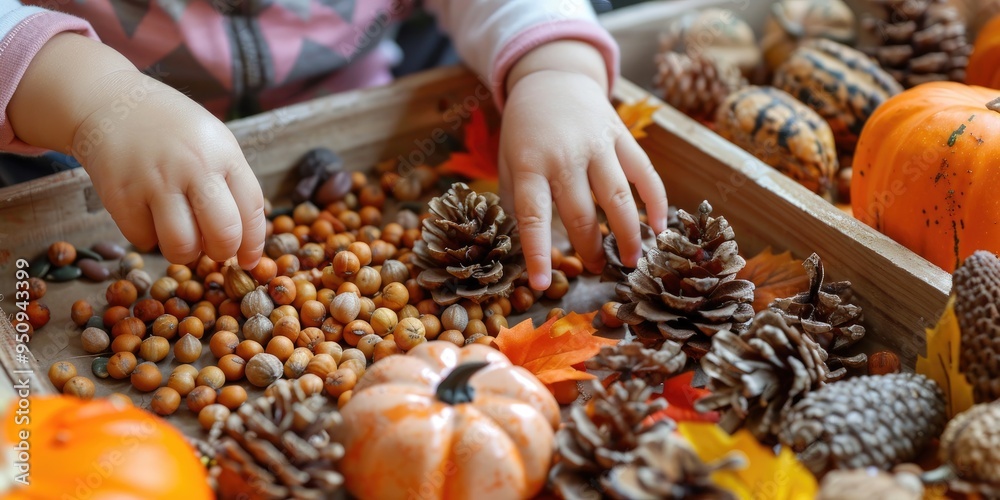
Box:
left=695, top=310, right=836, bottom=442
left=861, top=0, right=972, bottom=88
left=770, top=253, right=867, bottom=369
left=779, top=373, right=947, bottom=477
left=212, top=379, right=344, bottom=499
left=934, top=401, right=1000, bottom=496
left=413, top=182, right=524, bottom=305
left=601, top=424, right=743, bottom=500
left=616, top=201, right=755, bottom=357
left=549, top=379, right=668, bottom=499
left=653, top=51, right=746, bottom=123
left=953, top=250, right=1000, bottom=403
left=585, top=341, right=688, bottom=386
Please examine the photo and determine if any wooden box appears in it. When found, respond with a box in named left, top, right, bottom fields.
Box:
left=0, top=64, right=950, bottom=427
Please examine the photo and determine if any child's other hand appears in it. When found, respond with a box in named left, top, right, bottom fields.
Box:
left=78, top=77, right=266, bottom=268
left=499, top=41, right=668, bottom=290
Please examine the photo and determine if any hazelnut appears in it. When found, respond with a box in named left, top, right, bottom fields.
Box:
left=150, top=387, right=181, bottom=416
left=246, top=353, right=283, bottom=387
left=198, top=404, right=230, bottom=430
left=242, top=314, right=274, bottom=345
left=48, top=241, right=76, bottom=267
left=63, top=376, right=95, bottom=399
left=139, top=336, right=170, bottom=362
left=70, top=299, right=94, bottom=327
left=187, top=386, right=218, bottom=413
left=441, top=304, right=469, bottom=332
left=394, top=317, right=426, bottom=351
left=330, top=292, right=361, bottom=324
left=370, top=308, right=398, bottom=336
left=196, top=365, right=227, bottom=389
left=174, top=334, right=203, bottom=364
left=218, top=386, right=248, bottom=410
left=240, top=285, right=275, bottom=318
left=81, top=327, right=110, bottom=354
left=48, top=361, right=77, bottom=391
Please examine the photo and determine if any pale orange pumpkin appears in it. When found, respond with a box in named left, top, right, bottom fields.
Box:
left=338, top=341, right=560, bottom=500
left=0, top=396, right=212, bottom=500
left=966, top=14, right=1000, bottom=89
left=852, top=81, right=1000, bottom=272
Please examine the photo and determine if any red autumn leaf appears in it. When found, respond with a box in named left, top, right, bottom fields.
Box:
left=437, top=108, right=499, bottom=181
left=643, top=372, right=719, bottom=425
left=736, top=247, right=809, bottom=313
left=494, top=311, right=618, bottom=386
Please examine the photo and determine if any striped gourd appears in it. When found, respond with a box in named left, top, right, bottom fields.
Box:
left=715, top=86, right=838, bottom=199
left=774, top=39, right=903, bottom=155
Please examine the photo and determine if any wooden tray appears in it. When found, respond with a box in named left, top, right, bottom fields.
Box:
left=0, top=66, right=950, bottom=433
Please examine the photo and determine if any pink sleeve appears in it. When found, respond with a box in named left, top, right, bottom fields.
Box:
left=0, top=3, right=99, bottom=155
left=420, top=0, right=619, bottom=110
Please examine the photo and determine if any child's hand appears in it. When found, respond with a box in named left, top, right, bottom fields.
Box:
left=499, top=41, right=668, bottom=290
left=9, top=34, right=265, bottom=268
left=79, top=85, right=266, bottom=268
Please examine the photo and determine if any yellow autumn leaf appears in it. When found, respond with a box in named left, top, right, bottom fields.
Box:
left=916, top=296, right=975, bottom=418
left=678, top=422, right=817, bottom=500
left=616, top=98, right=660, bottom=139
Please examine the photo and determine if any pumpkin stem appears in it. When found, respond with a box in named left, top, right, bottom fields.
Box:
left=987, top=97, right=1000, bottom=112
left=436, top=362, right=490, bottom=405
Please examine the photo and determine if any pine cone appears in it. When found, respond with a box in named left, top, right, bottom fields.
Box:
left=818, top=467, right=924, bottom=500
left=653, top=52, right=747, bottom=123
left=952, top=250, right=1000, bottom=403
left=602, top=222, right=657, bottom=283
left=615, top=201, right=755, bottom=358
left=212, top=379, right=345, bottom=499
left=861, top=0, right=972, bottom=88
left=549, top=379, right=669, bottom=498
left=413, top=182, right=524, bottom=305
left=770, top=253, right=867, bottom=369
left=695, top=310, right=836, bottom=442
left=585, top=341, right=688, bottom=386
left=930, top=401, right=1000, bottom=497
left=779, top=373, right=947, bottom=477
left=601, top=424, right=743, bottom=500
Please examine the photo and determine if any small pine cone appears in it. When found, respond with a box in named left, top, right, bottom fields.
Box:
left=952, top=250, right=1000, bottom=403
left=601, top=222, right=657, bottom=283
left=601, top=424, right=743, bottom=500
left=653, top=52, right=747, bottom=123
left=212, top=379, right=345, bottom=500
left=615, top=201, right=755, bottom=358
left=549, top=379, right=669, bottom=499
left=861, top=0, right=972, bottom=88
left=818, top=467, right=923, bottom=500
left=413, top=182, right=524, bottom=305
left=770, top=253, right=867, bottom=369
left=779, top=373, right=947, bottom=477
left=585, top=341, right=688, bottom=386
left=695, top=310, right=835, bottom=442
left=930, top=401, right=1000, bottom=496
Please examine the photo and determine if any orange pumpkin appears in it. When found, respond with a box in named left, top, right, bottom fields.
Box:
left=966, top=14, right=1000, bottom=88
left=852, top=82, right=1000, bottom=271
left=338, top=341, right=560, bottom=500
left=0, top=396, right=212, bottom=500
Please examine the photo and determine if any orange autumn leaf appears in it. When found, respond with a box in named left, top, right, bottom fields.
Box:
left=916, top=296, right=975, bottom=418
left=644, top=372, right=720, bottom=425
left=616, top=98, right=660, bottom=139
left=436, top=108, right=499, bottom=181
left=494, top=311, right=618, bottom=386
left=737, top=247, right=809, bottom=312
left=678, top=422, right=817, bottom=500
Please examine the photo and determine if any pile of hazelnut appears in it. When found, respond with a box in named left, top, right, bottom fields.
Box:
left=46, top=164, right=590, bottom=430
